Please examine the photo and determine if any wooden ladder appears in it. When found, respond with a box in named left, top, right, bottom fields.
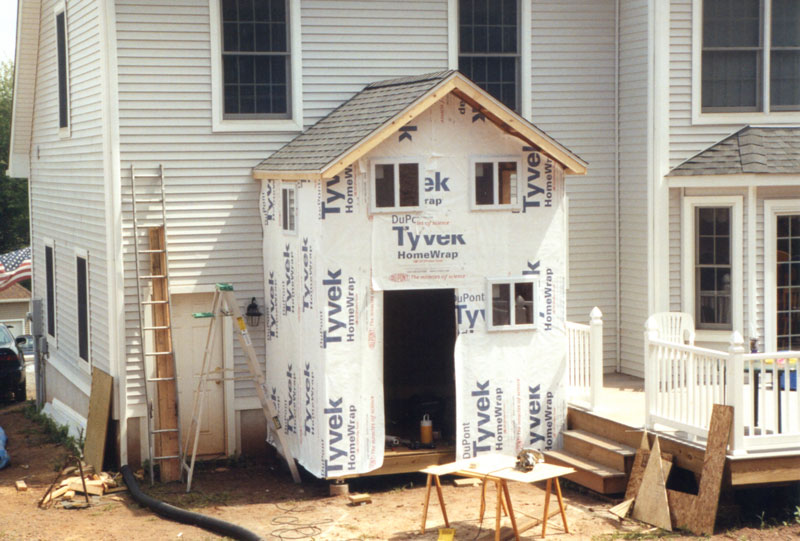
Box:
left=181, top=283, right=301, bottom=491
left=130, top=165, right=182, bottom=483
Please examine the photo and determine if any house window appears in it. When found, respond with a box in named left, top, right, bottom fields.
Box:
left=695, top=207, right=732, bottom=329
left=487, top=278, right=536, bottom=330
left=45, top=244, right=55, bottom=339
left=281, top=185, right=296, bottom=232
left=55, top=7, right=70, bottom=131
left=372, top=162, right=420, bottom=211
left=76, top=254, right=89, bottom=363
left=472, top=159, right=519, bottom=208
left=701, top=0, right=800, bottom=112
left=221, top=0, right=290, bottom=117
left=458, top=0, right=519, bottom=111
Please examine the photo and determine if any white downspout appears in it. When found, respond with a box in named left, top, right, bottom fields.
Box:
left=614, top=0, right=621, bottom=372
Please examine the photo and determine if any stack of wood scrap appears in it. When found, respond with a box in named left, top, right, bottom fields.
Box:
left=609, top=404, right=733, bottom=536
left=41, top=465, right=126, bottom=507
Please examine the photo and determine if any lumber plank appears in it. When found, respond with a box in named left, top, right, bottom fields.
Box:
left=84, top=367, right=113, bottom=473
left=631, top=437, right=671, bottom=530
left=454, top=478, right=482, bottom=487
left=68, top=479, right=105, bottom=496
left=348, top=493, right=372, bottom=505
left=609, top=498, right=634, bottom=519
left=149, top=227, right=180, bottom=482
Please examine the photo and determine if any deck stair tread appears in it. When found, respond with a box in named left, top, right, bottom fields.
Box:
left=563, top=429, right=637, bottom=473
left=544, top=449, right=627, bottom=495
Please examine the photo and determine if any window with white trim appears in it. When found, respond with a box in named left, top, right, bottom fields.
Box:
left=701, top=0, right=800, bottom=112
left=54, top=5, right=70, bottom=132
left=471, top=158, right=520, bottom=208
left=281, top=184, right=296, bottom=232
left=682, top=196, right=743, bottom=337
left=45, top=243, right=56, bottom=339
left=76, top=254, right=90, bottom=364
left=458, top=0, right=520, bottom=111
left=487, top=278, right=536, bottom=330
left=371, top=161, right=421, bottom=212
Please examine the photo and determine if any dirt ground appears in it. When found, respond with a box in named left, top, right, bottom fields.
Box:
left=2, top=398, right=800, bottom=541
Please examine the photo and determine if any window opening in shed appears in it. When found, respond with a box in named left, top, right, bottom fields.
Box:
left=383, top=289, right=456, bottom=448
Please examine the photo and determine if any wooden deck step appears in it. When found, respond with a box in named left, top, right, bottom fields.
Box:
left=563, top=429, right=636, bottom=474
left=544, top=449, right=628, bottom=495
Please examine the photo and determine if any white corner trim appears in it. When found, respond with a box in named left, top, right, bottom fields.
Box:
left=763, top=199, right=800, bottom=351
left=747, top=186, right=757, bottom=340
left=209, top=0, right=303, bottom=133
left=447, top=0, right=457, bottom=69
left=681, top=195, right=744, bottom=336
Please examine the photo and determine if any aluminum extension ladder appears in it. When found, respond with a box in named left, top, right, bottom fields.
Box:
left=180, top=283, right=301, bottom=492
left=130, top=164, right=183, bottom=484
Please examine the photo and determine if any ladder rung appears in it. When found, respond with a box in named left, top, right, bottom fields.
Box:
left=144, top=351, right=173, bottom=356
left=135, top=198, right=164, bottom=204
left=153, top=454, right=180, bottom=460
left=133, top=173, right=163, bottom=178
left=138, top=249, right=166, bottom=254
left=152, top=428, right=179, bottom=434
left=143, top=325, right=170, bottom=330
left=141, top=300, right=169, bottom=305
left=147, top=376, right=176, bottom=382
left=139, top=275, right=167, bottom=280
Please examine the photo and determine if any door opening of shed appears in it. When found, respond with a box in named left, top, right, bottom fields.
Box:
left=383, top=289, right=456, bottom=449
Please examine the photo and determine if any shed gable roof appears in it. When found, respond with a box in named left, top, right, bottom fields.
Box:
left=253, top=71, right=587, bottom=180
left=669, top=126, right=800, bottom=176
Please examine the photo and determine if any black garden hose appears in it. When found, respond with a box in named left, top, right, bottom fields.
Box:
left=121, top=465, right=263, bottom=541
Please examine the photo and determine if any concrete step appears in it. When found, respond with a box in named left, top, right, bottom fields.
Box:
left=563, top=429, right=636, bottom=474
left=544, top=449, right=628, bottom=495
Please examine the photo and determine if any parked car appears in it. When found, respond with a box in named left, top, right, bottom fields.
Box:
left=16, top=334, right=34, bottom=364
left=0, top=324, right=26, bottom=402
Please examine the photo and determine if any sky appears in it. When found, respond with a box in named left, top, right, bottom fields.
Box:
left=1, top=1, right=17, bottom=62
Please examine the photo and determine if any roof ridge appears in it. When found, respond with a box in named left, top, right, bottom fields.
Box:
left=365, top=70, right=456, bottom=90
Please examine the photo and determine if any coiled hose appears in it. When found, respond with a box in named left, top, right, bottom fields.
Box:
left=120, top=465, right=263, bottom=541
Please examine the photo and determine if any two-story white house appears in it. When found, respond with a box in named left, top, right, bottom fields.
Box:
left=8, top=0, right=800, bottom=475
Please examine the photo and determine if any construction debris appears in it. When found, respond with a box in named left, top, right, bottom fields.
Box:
left=453, top=478, right=482, bottom=487
left=348, top=493, right=372, bottom=505
left=631, top=436, right=671, bottom=531
left=15, top=480, right=27, bottom=492
left=39, top=467, right=124, bottom=508
left=608, top=498, right=634, bottom=519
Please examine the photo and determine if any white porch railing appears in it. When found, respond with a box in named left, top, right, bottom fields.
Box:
left=644, top=318, right=800, bottom=454
left=566, top=307, right=603, bottom=411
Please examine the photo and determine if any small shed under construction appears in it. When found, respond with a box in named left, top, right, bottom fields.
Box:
left=252, top=71, right=587, bottom=478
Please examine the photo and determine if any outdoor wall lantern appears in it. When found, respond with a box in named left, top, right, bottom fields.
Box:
left=245, top=298, right=262, bottom=327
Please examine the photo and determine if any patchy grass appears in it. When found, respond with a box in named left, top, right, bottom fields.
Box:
left=21, top=401, right=83, bottom=469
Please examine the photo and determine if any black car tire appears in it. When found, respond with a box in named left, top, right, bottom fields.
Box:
left=14, top=381, right=26, bottom=402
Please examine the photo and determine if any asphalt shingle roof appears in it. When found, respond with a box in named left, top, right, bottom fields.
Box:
left=254, top=71, right=456, bottom=174
left=669, top=126, right=800, bottom=176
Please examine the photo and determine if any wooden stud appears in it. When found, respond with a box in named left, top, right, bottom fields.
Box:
left=149, top=227, right=180, bottom=482
left=631, top=437, right=672, bottom=531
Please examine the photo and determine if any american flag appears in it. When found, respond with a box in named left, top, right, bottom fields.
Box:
left=0, top=247, right=32, bottom=291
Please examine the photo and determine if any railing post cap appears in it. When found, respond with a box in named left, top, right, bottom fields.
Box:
left=590, top=306, right=602, bottom=320
left=645, top=316, right=658, bottom=331
left=730, top=331, right=745, bottom=346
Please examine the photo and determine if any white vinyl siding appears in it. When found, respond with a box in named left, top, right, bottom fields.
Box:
left=115, top=0, right=450, bottom=407
left=30, top=0, right=110, bottom=390
left=531, top=0, right=619, bottom=372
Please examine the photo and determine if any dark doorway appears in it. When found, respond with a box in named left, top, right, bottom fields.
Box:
left=383, top=289, right=456, bottom=445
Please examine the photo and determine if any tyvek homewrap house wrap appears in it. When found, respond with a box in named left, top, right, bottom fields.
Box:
left=253, top=71, right=587, bottom=478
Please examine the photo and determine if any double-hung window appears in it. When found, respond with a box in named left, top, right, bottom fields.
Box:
left=76, top=253, right=90, bottom=364
left=471, top=158, right=520, bottom=209
left=682, top=196, right=743, bottom=336
left=371, top=161, right=421, bottom=212
left=221, top=0, right=289, bottom=117
left=487, top=278, right=536, bottom=330
left=701, top=0, right=800, bottom=112
left=54, top=4, right=70, bottom=134
left=45, top=243, right=56, bottom=340
left=458, top=0, right=520, bottom=112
